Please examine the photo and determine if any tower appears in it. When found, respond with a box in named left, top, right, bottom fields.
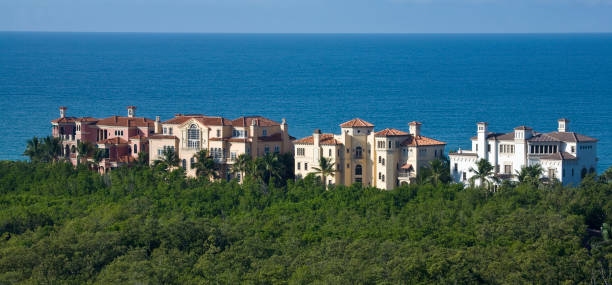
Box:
left=477, top=122, right=488, bottom=160
left=59, top=106, right=67, bottom=118
left=127, top=106, right=136, bottom=118
left=558, top=118, right=569, bottom=133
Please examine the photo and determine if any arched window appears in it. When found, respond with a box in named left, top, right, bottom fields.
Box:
left=355, top=146, right=362, bottom=158
left=182, top=159, right=187, bottom=169
left=190, top=157, right=195, bottom=169
left=382, top=175, right=385, bottom=182
left=382, top=158, right=385, bottom=166
left=581, top=167, right=587, bottom=179
left=133, top=144, right=138, bottom=154
left=188, top=124, right=200, bottom=149
left=355, top=164, right=362, bottom=176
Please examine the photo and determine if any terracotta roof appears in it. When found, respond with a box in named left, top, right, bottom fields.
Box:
left=98, top=137, right=129, bottom=144
left=294, top=134, right=342, bottom=145
left=51, top=117, right=78, bottom=123
left=401, top=135, right=446, bottom=146
left=400, top=163, right=413, bottom=170
left=539, top=152, right=577, bottom=160
left=75, top=117, right=98, bottom=122
left=129, top=135, right=147, bottom=140
left=96, top=116, right=155, bottom=128
left=375, top=128, right=409, bottom=136
left=258, top=132, right=285, bottom=142
left=149, top=135, right=179, bottom=140
left=470, top=132, right=514, bottom=141
left=514, top=126, right=533, bottom=130
left=340, top=118, right=374, bottom=128
left=163, top=115, right=230, bottom=126
left=231, top=116, right=280, bottom=127
left=543, top=132, right=598, bottom=143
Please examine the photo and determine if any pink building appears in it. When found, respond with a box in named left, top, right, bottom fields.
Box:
left=51, top=106, right=160, bottom=172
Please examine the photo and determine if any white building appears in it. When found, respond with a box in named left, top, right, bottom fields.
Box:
left=449, top=119, right=598, bottom=186
left=294, top=118, right=446, bottom=190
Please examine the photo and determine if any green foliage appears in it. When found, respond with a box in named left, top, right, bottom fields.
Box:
left=23, top=136, right=64, bottom=163
left=312, top=156, right=335, bottom=188
left=469, top=159, right=499, bottom=190
left=0, top=161, right=610, bottom=283
left=192, top=149, right=219, bottom=180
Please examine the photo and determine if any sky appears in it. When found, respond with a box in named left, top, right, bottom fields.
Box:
left=1, top=0, right=612, bottom=33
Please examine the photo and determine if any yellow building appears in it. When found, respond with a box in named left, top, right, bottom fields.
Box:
left=294, top=118, right=446, bottom=190
left=149, top=114, right=293, bottom=179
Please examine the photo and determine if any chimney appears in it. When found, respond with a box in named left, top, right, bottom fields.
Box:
left=408, top=121, right=422, bottom=137
left=477, top=122, right=488, bottom=160
left=313, top=129, right=321, bottom=160
left=155, top=116, right=162, bottom=134
left=127, top=106, right=136, bottom=118
left=558, top=118, right=569, bottom=132
left=59, top=106, right=67, bottom=118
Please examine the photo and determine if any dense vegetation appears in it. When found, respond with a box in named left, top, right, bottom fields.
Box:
left=0, top=160, right=611, bottom=284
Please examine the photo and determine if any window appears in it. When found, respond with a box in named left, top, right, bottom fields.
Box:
left=188, top=124, right=200, bottom=149
left=297, top=162, right=301, bottom=170
left=549, top=169, right=556, bottom=179
left=264, top=146, right=270, bottom=154
left=355, top=165, right=362, bottom=176
left=378, top=156, right=381, bottom=163
left=231, top=152, right=236, bottom=161
left=487, top=144, right=491, bottom=152
left=581, top=168, right=587, bottom=179
left=262, top=129, right=267, bottom=136
left=382, top=158, right=385, bottom=166
left=296, top=148, right=305, bottom=156
left=571, top=146, right=575, bottom=153
left=305, top=163, right=308, bottom=170
left=462, top=172, right=467, bottom=181
left=328, top=149, right=332, bottom=157
left=190, top=157, right=195, bottom=169
left=133, top=144, right=138, bottom=154
left=453, top=163, right=458, bottom=172
left=572, top=168, right=575, bottom=176
left=377, top=141, right=385, bottom=149
left=476, top=144, right=478, bottom=151
left=355, top=147, right=362, bottom=158
left=274, top=146, right=280, bottom=153
left=382, top=175, right=385, bottom=182
left=388, top=141, right=392, bottom=149
left=182, top=159, right=187, bottom=169
left=169, top=128, right=173, bottom=135
left=378, top=172, right=381, bottom=179
left=504, top=165, right=512, bottom=174
left=216, top=129, right=221, bottom=137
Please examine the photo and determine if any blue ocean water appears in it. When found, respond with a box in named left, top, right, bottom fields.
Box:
left=0, top=32, right=611, bottom=172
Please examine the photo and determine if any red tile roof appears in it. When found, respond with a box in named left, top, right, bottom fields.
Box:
left=231, top=116, right=280, bottom=127
left=129, top=135, right=147, bottom=140
left=96, top=116, right=155, bottom=128
left=75, top=117, right=98, bottom=122
left=340, top=118, right=374, bottom=128
left=401, top=135, right=446, bottom=146
left=98, top=137, right=129, bottom=144
left=400, top=163, right=413, bottom=170
left=163, top=115, right=230, bottom=126
left=51, top=117, right=78, bottom=123
left=149, top=135, right=179, bottom=140
left=294, top=134, right=341, bottom=145
left=375, top=128, right=409, bottom=136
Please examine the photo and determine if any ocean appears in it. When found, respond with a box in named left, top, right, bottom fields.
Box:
left=0, top=32, right=610, bottom=172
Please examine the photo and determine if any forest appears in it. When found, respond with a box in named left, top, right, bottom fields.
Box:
left=0, top=154, right=611, bottom=283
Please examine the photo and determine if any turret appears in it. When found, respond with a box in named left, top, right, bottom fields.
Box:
left=59, top=106, right=67, bottom=118
left=477, top=122, right=488, bottom=159
left=558, top=118, right=569, bottom=133
left=127, top=106, right=136, bottom=118
left=155, top=116, right=162, bottom=134
left=408, top=121, right=422, bottom=137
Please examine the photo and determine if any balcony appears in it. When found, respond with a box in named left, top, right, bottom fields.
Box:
left=398, top=172, right=413, bottom=178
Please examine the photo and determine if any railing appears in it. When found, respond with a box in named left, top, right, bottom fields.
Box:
left=398, top=173, right=412, bottom=178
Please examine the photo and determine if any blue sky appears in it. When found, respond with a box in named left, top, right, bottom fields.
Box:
left=1, top=0, right=612, bottom=33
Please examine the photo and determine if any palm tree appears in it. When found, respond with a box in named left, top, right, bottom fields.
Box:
left=312, top=156, right=335, bottom=188
left=469, top=159, right=499, bottom=190
left=76, top=141, right=95, bottom=166
left=24, top=136, right=44, bottom=162
left=426, top=159, right=450, bottom=186
left=136, top=152, right=149, bottom=167
left=192, top=149, right=219, bottom=180
left=232, top=154, right=253, bottom=180
left=516, top=164, right=543, bottom=186
left=154, top=148, right=180, bottom=172
left=256, top=153, right=282, bottom=184
left=42, top=136, right=63, bottom=162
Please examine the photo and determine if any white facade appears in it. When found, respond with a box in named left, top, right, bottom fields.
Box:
left=450, top=119, right=598, bottom=186
left=295, top=119, right=446, bottom=190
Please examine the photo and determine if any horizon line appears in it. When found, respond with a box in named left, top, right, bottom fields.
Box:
left=2, top=30, right=612, bottom=35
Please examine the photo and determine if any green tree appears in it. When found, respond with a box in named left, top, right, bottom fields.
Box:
left=135, top=152, right=149, bottom=167
left=425, top=158, right=450, bottom=186
left=312, top=156, right=335, bottom=188
left=232, top=154, right=253, bottom=180
left=600, top=166, right=612, bottom=184
left=516, top=164, right=543, bottom=186
left=42, top=136, right=63, bottom=162
left=76, top=141, right=95, bottom=166
left=154, top=148, right=180, bottom=172
left=23, top=137, right=44, bottom=162
left=192, top=149, right=219, bottom=180
left=469, top=159, right=499, bottom=190
left=255, top=153, right=282, bottom=184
